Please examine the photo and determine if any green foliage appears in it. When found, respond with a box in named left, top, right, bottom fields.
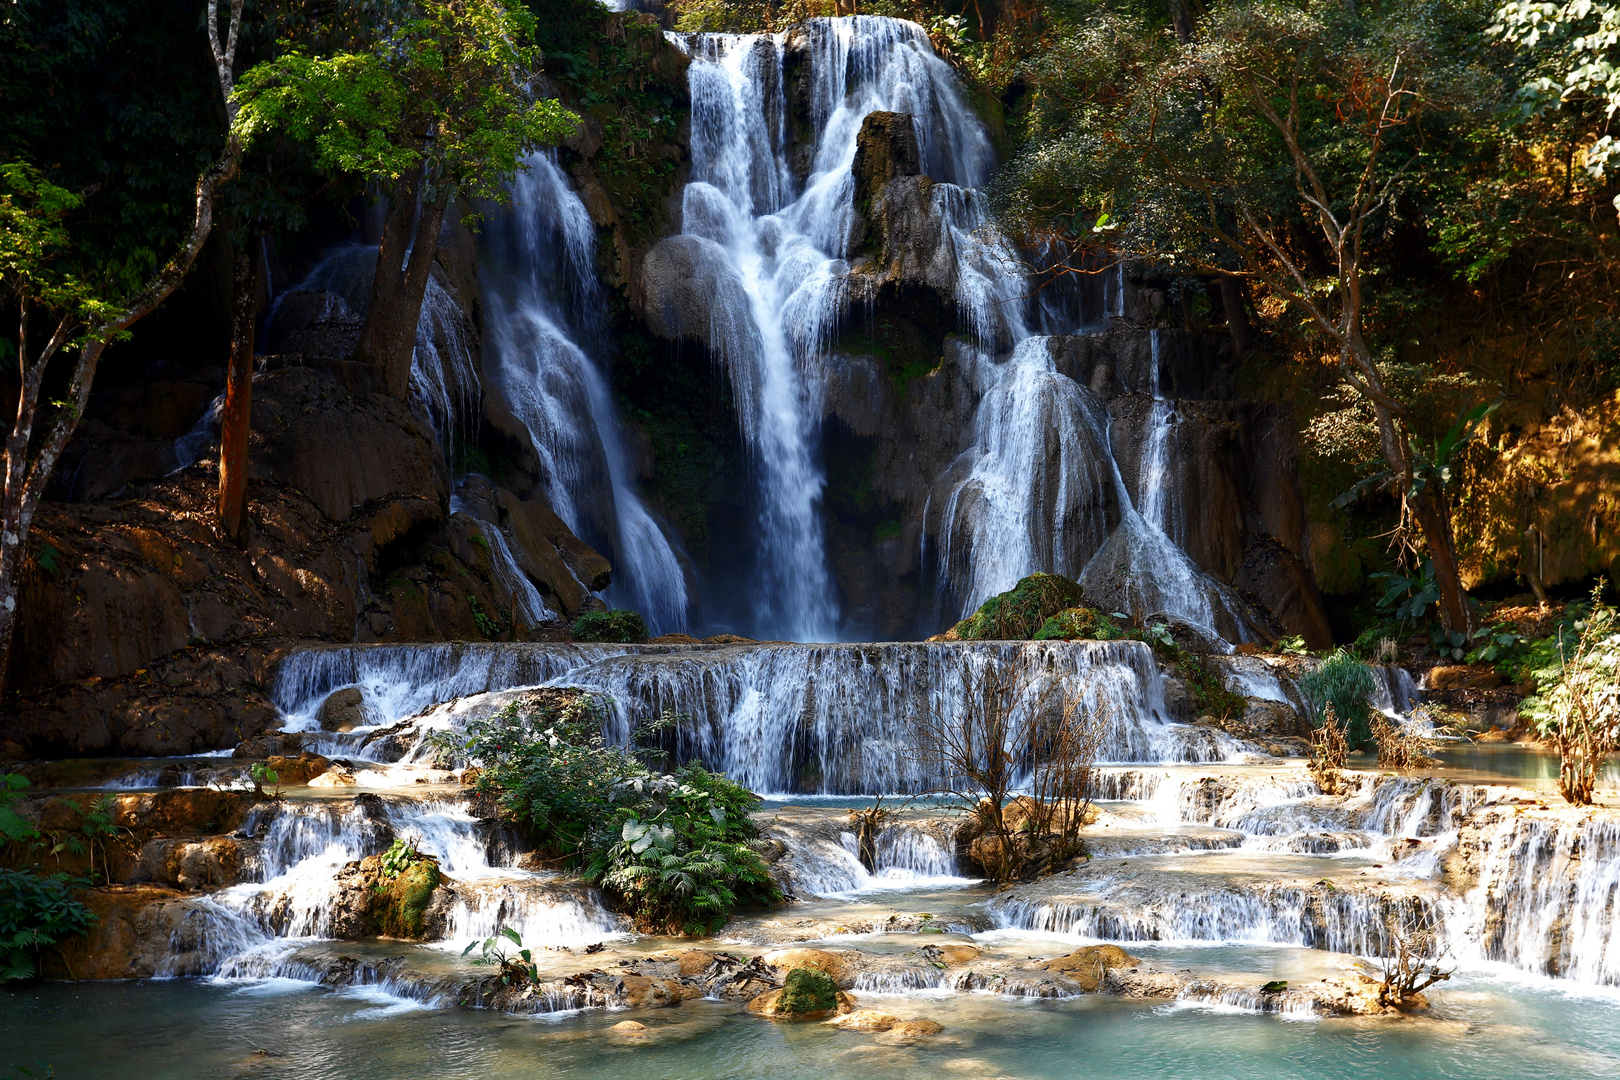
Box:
left=462, top=925, right=538, bottom=984
left=532, top=0, right=687, bottom=242
left=0, top=775, right=35, bottom=847
left=0, top=867, right=97, bottom=982
left=0, top=163, right=120, bottom=343
left=1491, top=0, right=1620, bottom=184
left=572, top=608, right=649, bottom=644
left=379, top=837, right=422, bottom=881
left=1520, top=597, right=1615, bottom=727
left=1299, top=650, right=1379, bottom=750
left=1370, top=561, right=1444, bottom=626
left=235, top=0, right=577, bottom=219
left=585, top=765, right=781, bottom=935
left=1178, top=653, right=1251, bottom=722
left=440, top=692, right=779, bottom=934
left=776, top=966, right=840, bottom=1015
left=953, top=573, right=1087, bottom=640
left=1034, top=606, right=1124, bottom=641
left=467, top=593, right=502, bottom=638
left=249, top=762, right=281, bottom=796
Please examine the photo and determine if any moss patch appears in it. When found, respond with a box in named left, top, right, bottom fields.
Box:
left=369, top=860, right=441, bottom=939
left=952, top=573, right=1087, bottom=640
left=1034, top=606, right=1123, bottom=641
left=777, top=967, right=839, bottom=1016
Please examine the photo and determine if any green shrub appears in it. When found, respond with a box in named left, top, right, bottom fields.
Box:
left=1298, top=650, right=1378, bottom=750
left=572, top=608, right=649, bottom=644
left=434, top=692, right=780, bottom=934
left=953, top=573, right=1085, bottom=640
left=0, top=868, right=97, bottom=982
left=1033, top=606, right=1123, bottom=641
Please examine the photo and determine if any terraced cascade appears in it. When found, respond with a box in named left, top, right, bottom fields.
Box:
left=7, top=638, right=1620, bottom=1079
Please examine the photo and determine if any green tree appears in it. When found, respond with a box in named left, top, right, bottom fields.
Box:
left=0, top=0, right=247, bottom=696
left=1491, top=0, right=1620, bottom=193
left=996, top=0, right=1501, bottom=635
left=234, top=0, right=577, bottom=400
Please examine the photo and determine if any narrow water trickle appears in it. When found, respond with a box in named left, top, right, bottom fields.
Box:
left=483, top=153, right=690, bottom=633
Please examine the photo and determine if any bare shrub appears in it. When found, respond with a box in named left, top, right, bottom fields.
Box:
left=1308, top=703, right=1350, bottom=795
left=1370, top=713, right=1435, bottom=771
left=912, top=656, right=1105, bottom=883
left=1377, top=907, right=1453, bottom=1010
left=1525, top=592, right=1620, bottom=805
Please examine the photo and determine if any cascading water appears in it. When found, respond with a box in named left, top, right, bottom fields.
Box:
left=484, top=154, right=690, bottom=633
left=665, top=17, right=1006, bottom=639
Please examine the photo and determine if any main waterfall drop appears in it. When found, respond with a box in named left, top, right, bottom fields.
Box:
left=650, top=17, right=1013, bottom=640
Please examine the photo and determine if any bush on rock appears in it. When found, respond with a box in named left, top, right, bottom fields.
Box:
left=572, top=609, right=649, bottom=643
left=432, top=690, right=781, bottom=935
left=1034, top=606, right=1123, bottom=641
left=951, top=573, right=1086, bottom=640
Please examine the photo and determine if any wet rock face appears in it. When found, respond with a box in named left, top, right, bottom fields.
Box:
left=318, top=687, right=366, bottom=732
left=329, top=853, right=450, bottom=940
left=852, top=111, right=921, bottom=208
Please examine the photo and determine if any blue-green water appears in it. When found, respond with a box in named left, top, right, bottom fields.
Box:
left=6, top=961, right=1617, bottom=1079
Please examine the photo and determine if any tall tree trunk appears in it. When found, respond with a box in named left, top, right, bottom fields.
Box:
left=1218, top=274, right=1252, bottom=356
left=353, top=172, right=446, bottom=400
left=218, top=238, right=259, bottom=545
left=1348, top=329, right=1472, bottom=637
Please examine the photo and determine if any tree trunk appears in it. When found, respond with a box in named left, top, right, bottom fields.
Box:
left=353, top=172, right=446, bottom=400
left=217, top=239, right=259, bottom=545
left=1343, top=329, right=1471, bottom=636
left=1218, top=274, right=1252, bottom=356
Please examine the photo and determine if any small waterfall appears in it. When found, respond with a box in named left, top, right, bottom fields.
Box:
left=934, top=338, right=1117, bottom=612
left=1456, top=813, right=1620, bottom=985
left=411, top=273, right=482, bottom=458
left=991, top=876, right=1438, bottom=958
left=269, top=641, right=642, bottom=731
left=767, top=817, right=969, bottom=897
left=162, top=796, right=621, bottom=979
left=484, top=153, right=690, bottom=633
left=451, top=492, right=558, bottom=627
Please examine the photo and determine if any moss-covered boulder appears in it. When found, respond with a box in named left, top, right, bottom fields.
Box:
left=571, top=608, right=649, bottom=643
left=1033, top=606, right=1122, bottom=641
left=949, top=573, right=1086, bottom=640
left=746, top=966, right=855, bottom=1020
left=330, top=852, right=447, bottom=940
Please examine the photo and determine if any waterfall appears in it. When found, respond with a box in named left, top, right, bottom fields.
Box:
left=484, top=153, right=690, bottom=633
left=160, top=796, right=623, bottom=979
left=666, top=17, right=1002, bottom=639
left=277, top=639, right=1254, bottom=793
left=934, top=339, right=1117, bottom=611
left=1455, top=813, right=1620, bottom=985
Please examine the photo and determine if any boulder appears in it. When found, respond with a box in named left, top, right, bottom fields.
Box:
left=746, top=968, right=856, bottom=1020
left=762, top=947, right=857, bottom=987
left=308, top=763, right=357, bottom=787
left=317, top=687, right=367, bottom=732
left=826, top=1010, right=902, bottom=1032
left=235, top=731, right=308, bottom=759
left=263, top=752, right=331, bottom=786
left=619, top=974, right=686, bottom=1007
left=133, top=836, right=252, bottom=891
left=1235, top=536, right=1334, bottom=651
left=640, top=234, right=760, bottom=357
left=1427, top=665, right=1504, bottom=691
left=1038, top=944, right=1141, bottom=991
left=39, top=886, right=195, bottom=980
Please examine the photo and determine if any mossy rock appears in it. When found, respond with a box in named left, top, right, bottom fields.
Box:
left=571, top=608, right=649, bottom=643
left=777, top=967, right=840, bottom=1016
left=1033, top=606, right=1123, bottom=642
left=369, top=859, right=441, bottom=938
left=951, top=573, right=1086, bottom=641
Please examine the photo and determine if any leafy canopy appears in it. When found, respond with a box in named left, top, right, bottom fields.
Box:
left=234, top=0, right=577, bottom=211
